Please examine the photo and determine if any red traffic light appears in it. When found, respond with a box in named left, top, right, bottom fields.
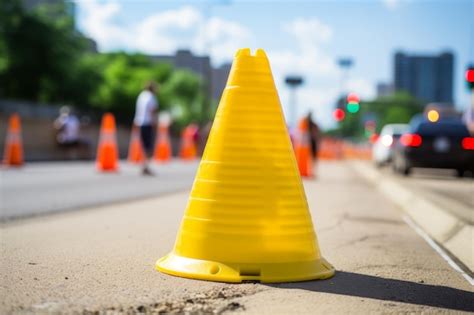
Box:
left=466, top=69, right=474, bottom=83
left=347, top=92, right=360, bottom=103
left=333, top=108, right=345, bottom=121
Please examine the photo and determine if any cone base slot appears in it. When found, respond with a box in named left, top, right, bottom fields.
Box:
left=156, top=253, right=335, bottom=283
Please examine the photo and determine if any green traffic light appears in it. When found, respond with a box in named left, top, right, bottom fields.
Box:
left=346, top=102, right=360, bottom=113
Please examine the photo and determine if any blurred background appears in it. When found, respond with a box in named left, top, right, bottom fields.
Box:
left=0, top=0, right=473, bottom=161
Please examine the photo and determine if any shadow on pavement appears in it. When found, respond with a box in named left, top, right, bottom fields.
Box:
left=268, top=271, right=474, bottom=312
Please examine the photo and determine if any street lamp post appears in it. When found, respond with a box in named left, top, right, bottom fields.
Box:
left=337, top=57, right=354, bottom=98
left=285, top=76, right=304, bottom=128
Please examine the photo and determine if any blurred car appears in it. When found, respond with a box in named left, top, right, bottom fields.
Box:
left=373, top=124, right=409, bottom=166
left=392, top=115, right=474, bottom=176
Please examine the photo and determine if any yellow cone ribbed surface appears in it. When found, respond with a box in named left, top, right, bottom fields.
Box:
left=156, top=48, right=334, bottom=283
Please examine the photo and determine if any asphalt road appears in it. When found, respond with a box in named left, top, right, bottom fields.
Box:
left=1, top=161, right=472, bottom=314
left=0, top=160, right=199, bottom=220
left=377, top=165, right=473, bottom=224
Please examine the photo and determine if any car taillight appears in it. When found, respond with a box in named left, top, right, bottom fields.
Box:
left=462, top=137, right=474, bottom=150
left=400, top=134, right=422, bottom=147
left=370, top=133, right=379, bottom=144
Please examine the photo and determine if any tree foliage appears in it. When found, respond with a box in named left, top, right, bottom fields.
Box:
left=0, top=0, right=208, bottom=127
left=0, top=0, right=88, bottom=102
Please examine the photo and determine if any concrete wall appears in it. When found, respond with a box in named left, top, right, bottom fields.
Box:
left=0, top=100, right=187, bottom=161
left=0, top=113, right=130, bottom=161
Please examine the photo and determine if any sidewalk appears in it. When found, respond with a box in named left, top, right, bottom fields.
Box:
left=1, top=161, right=472, bottom=314
left=350, top=161, right=473, bottom=272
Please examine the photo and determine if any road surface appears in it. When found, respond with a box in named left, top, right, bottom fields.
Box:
left=1, top=161, right=472, bottom=314
left=0, top=160, right=199, bottom=220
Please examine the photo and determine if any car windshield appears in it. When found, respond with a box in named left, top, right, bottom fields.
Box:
left=381, top=125, right=408, bottom=136
left=413, top=121, right=469, bottom=137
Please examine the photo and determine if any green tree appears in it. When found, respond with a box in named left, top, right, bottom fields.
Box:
left=87, top=53, right=206, bottom=127
left=0, top=0, right=208, bottom=129
left=160, top=70, right=204, bottom=129
left=0, top=0, right=92, bottom=103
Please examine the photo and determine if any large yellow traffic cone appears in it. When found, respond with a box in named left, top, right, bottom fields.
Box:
left=156, top=48, right=334, bottom=283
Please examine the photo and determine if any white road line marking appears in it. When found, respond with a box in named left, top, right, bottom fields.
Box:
left=403, top=215, right=473, bottom=286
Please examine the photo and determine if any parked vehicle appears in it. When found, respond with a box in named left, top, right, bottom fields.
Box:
left=373, top=124, right=409, bottom=166
left=392, top=115, right=474, bottom=176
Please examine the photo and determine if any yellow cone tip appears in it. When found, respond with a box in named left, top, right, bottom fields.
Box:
left=235, top=48, right=268, bottom=59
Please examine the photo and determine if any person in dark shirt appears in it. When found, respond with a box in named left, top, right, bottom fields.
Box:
left=306, top=112, right=321, bottom=161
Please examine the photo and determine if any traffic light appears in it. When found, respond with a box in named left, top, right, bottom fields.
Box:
left=333, top=108, right=345, bottom=122
left=347, top=93, right=360, bottom=103
left=346, top=93, right=360, bottom=113
left=347, top=102, right=360, bottom=113
left=466, top=66, right=474, bottom=90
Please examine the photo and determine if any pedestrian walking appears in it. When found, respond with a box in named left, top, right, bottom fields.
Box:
left=134, top=81, right=159, bottom=175
left=307, top=112, right=321, bottom=161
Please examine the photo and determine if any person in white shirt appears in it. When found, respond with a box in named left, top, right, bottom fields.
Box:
left=54, top=106, right=80, bottom=145
left=54, top=106, right=92, bottom=159
left=134, top=81, right=158, bottom=175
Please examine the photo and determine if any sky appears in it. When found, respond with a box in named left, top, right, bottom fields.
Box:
left=75, top=0, right=474, bottom=129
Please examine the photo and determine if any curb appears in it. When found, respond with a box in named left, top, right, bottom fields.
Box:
left=350, top=161, right=473, bottom=273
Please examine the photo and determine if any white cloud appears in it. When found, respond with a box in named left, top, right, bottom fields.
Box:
left=283, top=17, right=333, bottom=45
left=78, top=1, right=253, bottom=64
left=79, top=0, right=130, bottom=50
left=194, top=17, right=253, bottom=64
left=267, top=17, right=375, bottom=129
left=382, top=0, right=415, bottom=10
left=383, top=0, right=399, bottom=10
left=134, top=6, right=202, bottom=53
left=347, top=78, right=376, bottom=100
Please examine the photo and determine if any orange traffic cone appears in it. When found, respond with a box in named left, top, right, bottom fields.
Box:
left=2, top=113, right=24, bottom=166
left=127, top=126, right=145, bottom=163
left=154, top=123, right=172, bottom=162
left=294, top=118, right=314, bottom=177
left=179, top=125, right=197, bottom=160
left=96, top=113, right=119, bottom=172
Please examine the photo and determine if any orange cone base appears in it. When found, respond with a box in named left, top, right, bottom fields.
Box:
left=97, top=146, right=118, bottom=171
left=96, top=160, right=119, bottom=172
left=4, top=149, right=23, bottom=166
left=4, top=145, right=23, bottom=166
left=3, top=161, right=23, bottom=167
left=156, top=253, right=335, bottom=283
left=96, top=164, right=118, bottom=172
left=155, top=146, right=171, bottom=162
left=298, top=164, right=314, bottom=178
